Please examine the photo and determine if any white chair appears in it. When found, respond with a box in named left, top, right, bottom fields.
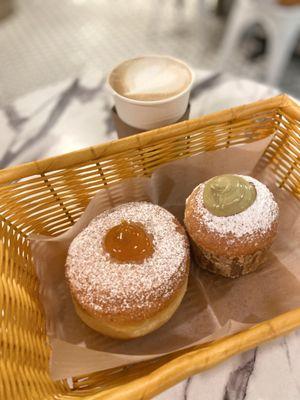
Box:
left=218, top=0, right=300, bottom=86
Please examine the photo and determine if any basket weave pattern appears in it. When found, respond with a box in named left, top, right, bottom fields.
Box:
left=0, top=95, right=299, bottom=399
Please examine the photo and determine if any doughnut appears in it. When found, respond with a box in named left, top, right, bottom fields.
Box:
left=184, top=175, right=279, bottom=278
left=66, top=202, right=190, bottom=339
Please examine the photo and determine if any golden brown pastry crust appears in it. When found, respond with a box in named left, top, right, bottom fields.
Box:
left=73, top=277, right=188, bottom=339
left=185, top=190, right=278, bottom=258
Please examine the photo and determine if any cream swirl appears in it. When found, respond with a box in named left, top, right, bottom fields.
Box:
left=203, top=174, right=257, bottom=217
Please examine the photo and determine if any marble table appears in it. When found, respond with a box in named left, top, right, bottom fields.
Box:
left=1, top=69, right=300, bottom=399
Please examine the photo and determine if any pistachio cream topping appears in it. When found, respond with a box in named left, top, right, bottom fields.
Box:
left=203, top=174, right=257, bottom=217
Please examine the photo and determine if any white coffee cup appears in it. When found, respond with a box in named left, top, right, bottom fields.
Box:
left=107, top=55, right=194, bottom=130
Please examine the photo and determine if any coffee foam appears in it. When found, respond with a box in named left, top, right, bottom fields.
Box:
left=109, top=57, right=192, bottom=101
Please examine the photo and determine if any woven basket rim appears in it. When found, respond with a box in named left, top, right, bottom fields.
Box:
left=80, top=306, right=300, bottom=400
left=0, top=94, right=298, bottom=185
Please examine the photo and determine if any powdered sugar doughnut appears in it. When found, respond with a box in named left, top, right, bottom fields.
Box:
left=66, top=202, right=190, bottom=339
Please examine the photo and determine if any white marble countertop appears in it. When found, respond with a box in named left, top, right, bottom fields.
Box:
left=1, top=69, right=300, bottom=399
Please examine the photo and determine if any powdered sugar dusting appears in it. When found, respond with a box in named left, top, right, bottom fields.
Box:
left=194, top=176, right=279, bottom=238
left=66, top=202, right=188, bottom=318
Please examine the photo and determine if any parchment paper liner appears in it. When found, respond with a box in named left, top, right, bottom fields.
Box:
left=30, top=138, right=300, bottom=379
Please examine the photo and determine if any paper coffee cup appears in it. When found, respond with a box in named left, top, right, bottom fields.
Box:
left=107, top=55, right=194, bottom=130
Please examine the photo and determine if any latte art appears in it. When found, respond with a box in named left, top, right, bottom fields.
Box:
left=109, top=56, right=192, bottom=101
left=203, top=174, right=257, bottom=217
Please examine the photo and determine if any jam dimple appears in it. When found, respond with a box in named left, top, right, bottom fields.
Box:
left=103, top=221, right=154, bottom=263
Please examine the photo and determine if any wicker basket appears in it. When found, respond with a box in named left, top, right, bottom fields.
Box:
left=0, top=94, right=299, bottom=400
